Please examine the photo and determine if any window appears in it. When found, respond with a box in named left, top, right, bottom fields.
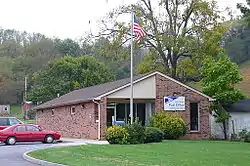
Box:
left=26, top=125, right=40, bottom=132
left=9, top=118, right=21, bottom=126
left=94, top=104, right=98, bottom=120
left=71, top=107, right=76, bottom=115
left=52, top=109, right=54, bottom=116
left=190, top=103, right=199, bottom=131
left=0, top=118, right=8, bottom=126
left=14, top=126, right=26, bottom=132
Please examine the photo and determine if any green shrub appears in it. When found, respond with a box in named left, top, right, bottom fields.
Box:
left=105, top=125, right=129, bottom=144
left=144, top=127, right=164, bottom=143
left=151, top=112, right=187, bottom=139
left=244, top=132, right=250, bottom=143
left=239, top=129, right=248, bottom=140
left=125, top=119, right=145, bottom=144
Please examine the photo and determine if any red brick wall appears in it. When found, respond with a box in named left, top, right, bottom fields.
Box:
left=155, top=74, right=211, bottom=140
left=36, top=102, right=98, bottom=139
left=100, top=97, right=107, bottom=140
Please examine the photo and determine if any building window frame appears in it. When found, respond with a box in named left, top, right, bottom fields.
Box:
left=71, top=106, right=76, bottom=115
left=51, top=109, right=55, bottom=117
left=190, top=102, right=200, bottom=132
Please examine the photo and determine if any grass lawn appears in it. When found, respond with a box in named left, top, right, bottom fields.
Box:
left=29, top=140, right=250, bottom=166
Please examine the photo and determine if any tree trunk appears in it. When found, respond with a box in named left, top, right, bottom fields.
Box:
left=171, top=59, right=177, bottom=79
left=222, top=121, right=228, bottom=140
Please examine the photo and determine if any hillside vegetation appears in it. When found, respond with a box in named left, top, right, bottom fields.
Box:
left=237, top=60, right=250, bottom=97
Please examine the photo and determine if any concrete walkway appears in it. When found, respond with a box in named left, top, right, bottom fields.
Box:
left=60, top=138, right=109, bottom=145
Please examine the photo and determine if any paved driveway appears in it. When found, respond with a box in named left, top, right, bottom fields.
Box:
left=0, top=142, right=55, bottom=166
left=0, top=138, right=106, bottom=166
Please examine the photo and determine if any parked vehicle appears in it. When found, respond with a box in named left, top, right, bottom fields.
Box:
left=0, top=117, right=23, bottom=130
left=0, top=124, right=61, bottom=145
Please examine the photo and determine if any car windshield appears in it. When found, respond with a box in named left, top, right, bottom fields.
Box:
left=9, top=118, right=21, bottom=125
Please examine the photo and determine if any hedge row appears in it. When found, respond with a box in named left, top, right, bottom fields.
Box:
left=105, top=112, right=187, bottom=144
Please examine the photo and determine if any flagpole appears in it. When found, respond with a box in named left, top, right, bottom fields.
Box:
left=130, top=12, right=134, bottom=124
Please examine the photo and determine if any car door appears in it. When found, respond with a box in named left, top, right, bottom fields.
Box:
left=13, top=125, right=30, bottom=142
left=26, top=125, right=44, bottom=141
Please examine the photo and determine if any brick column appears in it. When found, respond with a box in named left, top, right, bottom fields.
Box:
left=100, top=97, right=107, bottom=140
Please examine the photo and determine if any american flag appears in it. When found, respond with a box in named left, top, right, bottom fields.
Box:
left=133, top=14, right=147, bottom=43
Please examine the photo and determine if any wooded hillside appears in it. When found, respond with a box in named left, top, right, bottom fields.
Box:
left=0, top=28, right=145, bottom=104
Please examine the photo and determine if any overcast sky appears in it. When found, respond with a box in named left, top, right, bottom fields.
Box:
left=0, top=0, right=246, bottom=39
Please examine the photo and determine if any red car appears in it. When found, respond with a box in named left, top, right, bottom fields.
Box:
left=0, top=124, right=61, bottom=145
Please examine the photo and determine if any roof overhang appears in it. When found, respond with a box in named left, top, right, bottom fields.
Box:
left=34, top=99, right=93, bottom=110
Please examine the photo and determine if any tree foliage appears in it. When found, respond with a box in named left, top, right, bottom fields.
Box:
left=200, top=52, right=245, bottom=105
left=87, top=37, right=145, bottom=79
left=28, top=56, right=114, bottom=102
left=55, top=38, right=82, bottom=57
left=98, top=0, right=228, bottom=79
left=0, top=29, right=62, bottom=104
left=0, top=27, right=136, bottom=104
left=200, top=51, right=245, bottom=139
left=237, top=0, right=250, bottom=26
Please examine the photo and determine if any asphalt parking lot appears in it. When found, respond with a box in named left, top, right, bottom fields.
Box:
left=0, top=138, right=95, bottom=166
left=0, top=142, right=54, bottom=166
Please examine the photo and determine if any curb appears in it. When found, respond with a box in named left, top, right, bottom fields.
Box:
left=23, top=143, right=87, bottom=166
left=23, top=149, right=66, bottom=166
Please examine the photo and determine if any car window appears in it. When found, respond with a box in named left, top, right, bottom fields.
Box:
left=0, top=118, right=8, bottom=126
left=9, top=118, right=21, bottom=125
left=26, top=125, right=40, bottom=132
left=14, top=126, right=26, bottom=132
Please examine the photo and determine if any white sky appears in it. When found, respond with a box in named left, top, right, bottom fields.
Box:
left=0, top=0, right=246, bottom=39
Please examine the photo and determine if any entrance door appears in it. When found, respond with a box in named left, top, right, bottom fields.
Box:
left=107, top=107, right=115, bottom=127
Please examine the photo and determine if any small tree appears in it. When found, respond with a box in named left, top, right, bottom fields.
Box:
left=28, top=56, right=114, bottom=102
left=200, top=51, right=245, bottom=139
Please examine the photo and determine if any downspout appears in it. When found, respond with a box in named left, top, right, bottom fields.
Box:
left=93, top=99, right=101, bottom=140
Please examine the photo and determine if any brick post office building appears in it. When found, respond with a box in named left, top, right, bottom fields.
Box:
left=34, top=71, right=214, bottom=140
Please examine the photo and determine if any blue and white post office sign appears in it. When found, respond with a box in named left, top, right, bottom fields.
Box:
left=164, top=96, right=185, bottom=111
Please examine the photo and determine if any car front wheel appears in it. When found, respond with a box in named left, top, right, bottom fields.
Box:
left=6, top=137, right=16, bottom=145
left=44, top=135, right=54, bottom=144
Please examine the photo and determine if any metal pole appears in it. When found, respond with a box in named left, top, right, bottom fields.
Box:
left=130, top=12, right=134, bottom=124
left=24, top=76, right=27, bottom=101
left=23, top=76, right=28, bottom=119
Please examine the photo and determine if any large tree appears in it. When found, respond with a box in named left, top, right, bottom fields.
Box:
left=237, top=0, right=250, bottom=26
left=200, top=51, right=245, bottom=139
left=98, top=0, right=228, bottom=79
left=28, top=56, right=114, bottom=103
